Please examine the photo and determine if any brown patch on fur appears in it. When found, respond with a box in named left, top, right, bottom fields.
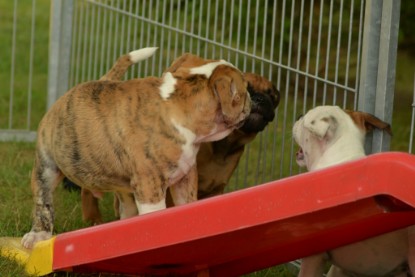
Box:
left=345, top=110, right=392, bottom=135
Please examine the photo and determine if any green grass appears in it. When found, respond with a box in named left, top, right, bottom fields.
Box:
left=0, top=0, right=49, bottom=130
left=0, top=141, right=296, bottom=276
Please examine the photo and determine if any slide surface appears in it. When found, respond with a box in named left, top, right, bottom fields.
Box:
left=2, top=152, right=415, bottom=276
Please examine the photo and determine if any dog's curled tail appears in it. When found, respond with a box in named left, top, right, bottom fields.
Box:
left=100, top=47, right=158, bottom=81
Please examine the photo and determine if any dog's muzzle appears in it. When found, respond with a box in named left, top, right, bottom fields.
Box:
left=239, top=92, right=275, bottom=133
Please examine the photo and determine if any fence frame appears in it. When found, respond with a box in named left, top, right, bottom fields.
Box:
left=358, top=0, right=401, bottom=153
left=48, top=0, right=74, bottom=109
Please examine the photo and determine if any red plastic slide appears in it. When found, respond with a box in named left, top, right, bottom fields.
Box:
left=15, top=152, right=415, bottom=276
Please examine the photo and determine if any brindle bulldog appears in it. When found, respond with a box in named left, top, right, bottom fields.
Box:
left=64, top=49, right=279, bottom=225
left=22, top=48, right=251, bottom=249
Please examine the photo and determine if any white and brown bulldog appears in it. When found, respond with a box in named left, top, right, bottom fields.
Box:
left=22, top=48, right=251, bottom=249
left=293, top=105, right=415, bottom=277
left=63, top=49, right=279, bottom=225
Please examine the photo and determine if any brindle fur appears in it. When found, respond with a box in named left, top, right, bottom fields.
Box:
left=74, top=51, right=279, bottom=225
left=22, top=51, right=251, bottom=248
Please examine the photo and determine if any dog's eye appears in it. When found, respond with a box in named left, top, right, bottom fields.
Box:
left=296, top=114, right=303, bottom=121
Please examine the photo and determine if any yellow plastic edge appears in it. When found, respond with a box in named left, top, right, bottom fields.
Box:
left=0, top=237, right=31, bottom=265
left=25, top=236, right=56, bottom=276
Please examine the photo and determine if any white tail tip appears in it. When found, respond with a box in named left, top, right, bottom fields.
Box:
left=129, top=47, right=158, bottom=63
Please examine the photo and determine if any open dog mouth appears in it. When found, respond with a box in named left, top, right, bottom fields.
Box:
left=296, top=147, right=305, bottom=162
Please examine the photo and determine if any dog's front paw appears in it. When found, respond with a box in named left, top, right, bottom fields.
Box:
left=21, top=231, right=52, bottom=249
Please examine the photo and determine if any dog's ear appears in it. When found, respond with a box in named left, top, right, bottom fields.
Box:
left=345, top=110, right=392, bottom=135
left=209, top=65, right=248, bottom=124
left=304, top=115, right=337, bottom=140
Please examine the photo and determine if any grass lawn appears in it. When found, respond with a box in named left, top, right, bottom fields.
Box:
left=0, top=140, right=297, bottom=276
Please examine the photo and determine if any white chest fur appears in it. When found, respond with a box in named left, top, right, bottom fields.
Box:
left=170, top=120, right=200, bottom=184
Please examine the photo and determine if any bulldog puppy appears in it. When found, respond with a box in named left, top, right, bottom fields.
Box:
left=293, top=106, right=415, bottom=277
left=195, top=72, right=279, bottom=199
left=163, top=54, right=280, bottom=198
left=22, top=49, right=251, bottom=249
left=71, top=51, right=279, bottom=225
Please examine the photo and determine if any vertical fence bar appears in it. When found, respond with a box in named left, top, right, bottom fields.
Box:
left=358, top=0, right=401, bottom=153
left=227, top=0, right=235, bottom=62
left=26, top=0, right=37, bottom=130
left=130, top=0, right=139, bottom=78
left=196, top=0, right=203, bottom=57
left=152, top=0, right=159, bottom=76
left=277, top=0, right=286, bottom=178
left=48, top=0, right=74, bottom=109
left=259, top=0, right=270, bottom=183
left=372, top=0, right=401, bottom=152
left=322, top=0, right=333, bottom=104
left=219, top=1, right=226, bottom=58
left=354, top=0, right=365, bottom=109
left=303, top=0, right=314, bottom=112
left=283, top=0, right=296, bottom=175
left=343, top=0, right=354, bottom=108
left=69, top=0, right=78, bottom=87
left=312, top=0, right=324, bottom=107
left=9, top=0, right=18, bottom=129
left=80, top=2, right=90, bottom=82
left=204, top=0, right=211, bottom=58
left=99, top=0, right=108, bottom=78
left=173, top=0, right=180, bottom=59
left=290, top=0, right=305, bottom=176
left=165, top=0, right=173, bottom=65
left=333, top=0, right=344, bottom=105
left=269, top=0, right=279, bottom=180
left=93, top=2, right=101, bottom=80
left=87, top=2, right=95, bottom=81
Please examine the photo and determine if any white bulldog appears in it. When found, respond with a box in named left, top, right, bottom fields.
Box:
left=293, top=105, right=415, bottom=277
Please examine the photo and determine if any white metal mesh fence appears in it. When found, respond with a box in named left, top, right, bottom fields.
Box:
left=65, top=0, right=366, bottom=189
left=1, top=0, right=402, bottom=188
left=0, top=0, right=49, bottom=141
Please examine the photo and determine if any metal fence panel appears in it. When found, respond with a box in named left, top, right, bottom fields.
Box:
left=1, top=0, right=401, bottom=189
left=358, top=0, right=400, bottom=153
left=0, top=0, right=49, bottom=141
left=59, top=0, right=371, bottom=188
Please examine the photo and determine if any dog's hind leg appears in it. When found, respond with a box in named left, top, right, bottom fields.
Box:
left=81, top=188, right=103, bottom=225
left=21, top=151, right=63, bottom=249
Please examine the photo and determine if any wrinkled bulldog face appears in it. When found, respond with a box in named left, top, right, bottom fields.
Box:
left=238, top=73, right=279, bottom=134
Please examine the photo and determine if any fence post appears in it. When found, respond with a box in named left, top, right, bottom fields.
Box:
left=47, top=0, right=74, bottom=109
left=358, top=0, right=401, bottom=153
